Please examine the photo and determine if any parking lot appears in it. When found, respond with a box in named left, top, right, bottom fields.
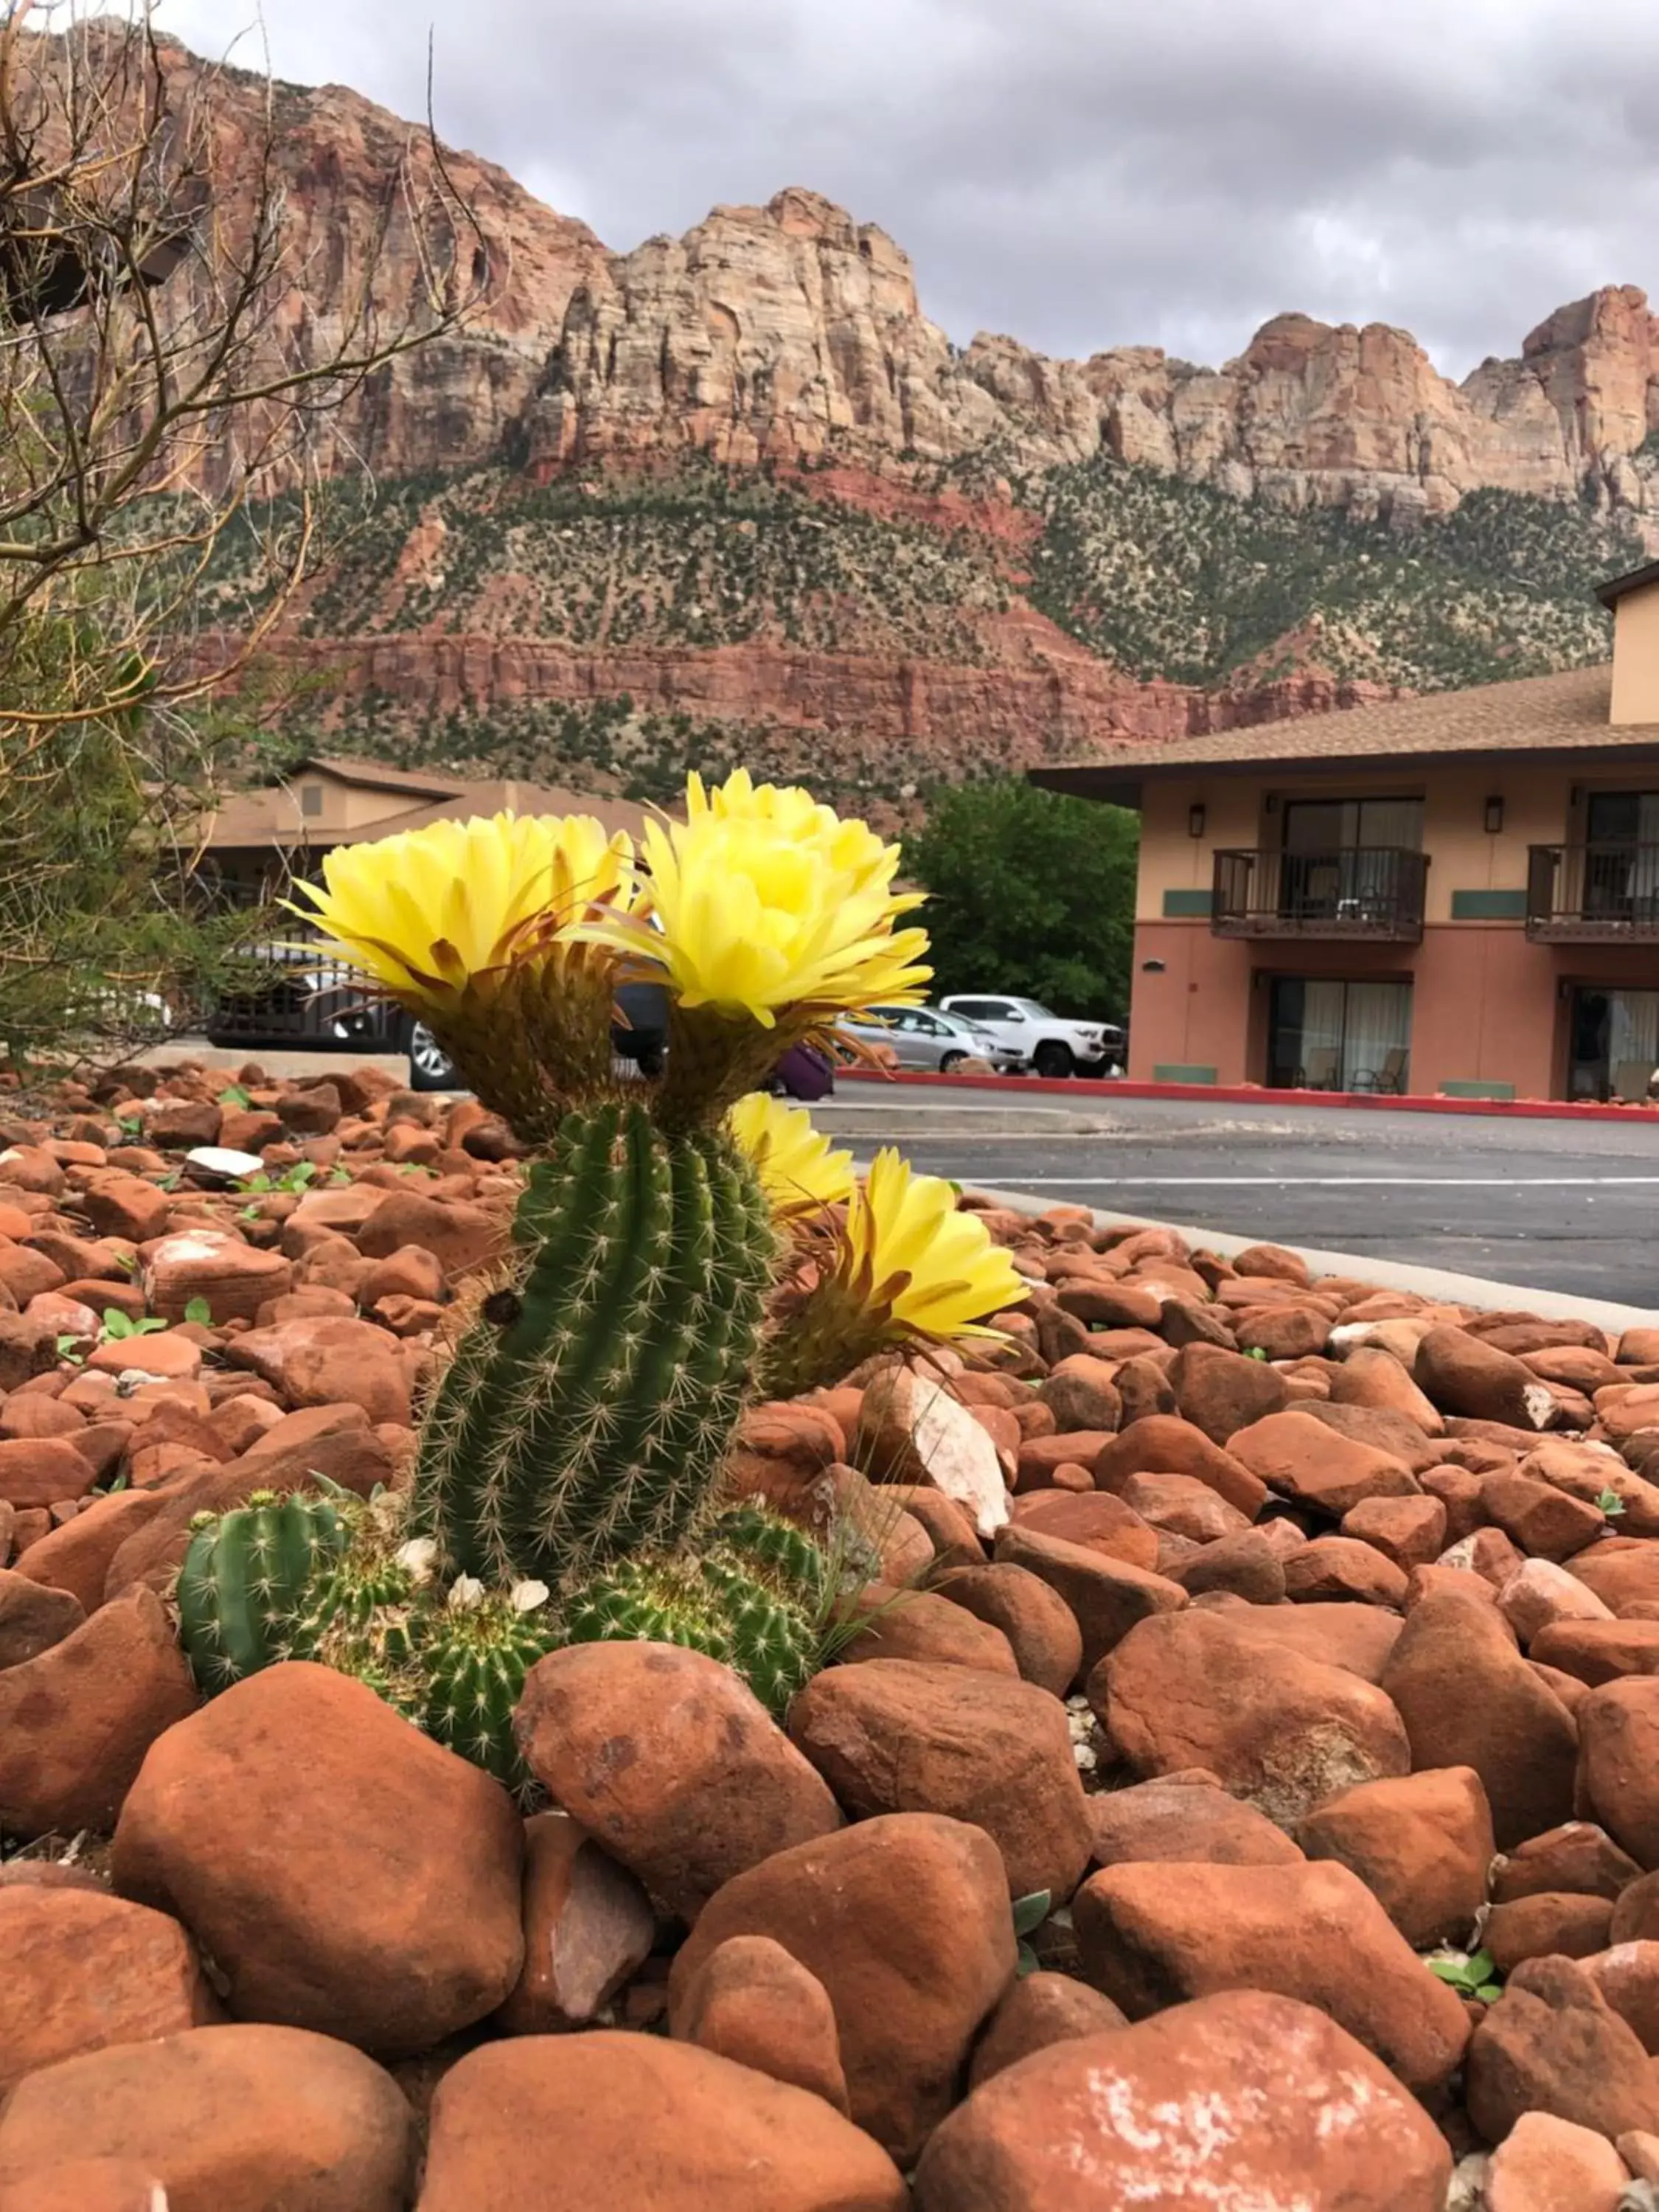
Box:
left=820, top=1087, right=1659, bottom=1310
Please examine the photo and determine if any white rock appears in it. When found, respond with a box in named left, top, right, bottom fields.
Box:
left=184, top=1147, right=267, bottom=1183
left=905, top=1371, right=1009, bottom=1540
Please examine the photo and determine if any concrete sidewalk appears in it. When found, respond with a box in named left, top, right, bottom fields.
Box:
left=968, top=1181, right=1659, bottom=1333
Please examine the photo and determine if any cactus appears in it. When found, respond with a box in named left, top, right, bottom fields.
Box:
left=420, top=1594, right=561, bottom=1793
left=175, top=1489, right=348, bottom=1694
left=413, top=1100, right=776, bottom=1589
left=559, top=1506, right=826, bottom=1716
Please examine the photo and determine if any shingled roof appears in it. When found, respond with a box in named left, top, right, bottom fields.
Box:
left=1031, top=661, right=1659, bottom=801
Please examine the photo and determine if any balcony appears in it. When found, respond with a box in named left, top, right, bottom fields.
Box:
left=1211, top=847, right=1428, bottom=942
left=1527, top=844, right=1659, bottom=941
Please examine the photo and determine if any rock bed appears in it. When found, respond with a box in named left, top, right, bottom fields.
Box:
left=2, top=1062, right=1659, bottom=2206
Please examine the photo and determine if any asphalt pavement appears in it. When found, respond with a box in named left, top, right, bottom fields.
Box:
left=819, top=1088, right=1659, bottom=1309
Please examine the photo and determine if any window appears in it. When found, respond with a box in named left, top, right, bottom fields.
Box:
left=950, top=999, right=1006, bottom=1020
left=1267, top=977, right=1413, bottom=1093
left=1583, top=793, right=1659, bottom=922
left=1569, top=987, right=1659, bottom=1102
left=1282, top=798, right=1424, bottom=852
left=299, top=782, right=323, bottom=818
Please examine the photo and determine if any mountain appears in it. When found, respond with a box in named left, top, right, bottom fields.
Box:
left=151, top=37, right=1659, bottom=808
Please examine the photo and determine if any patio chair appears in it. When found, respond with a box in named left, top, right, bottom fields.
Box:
left=1296, top=1046, right=1340, bottom=1091
left=1352, top=1046, right=1408, bottom=1096
left=1611, top=1058, right=1658, bottom=1104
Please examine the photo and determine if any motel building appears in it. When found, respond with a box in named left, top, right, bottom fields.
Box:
left=1031, top=560, right=1659, bottom=1105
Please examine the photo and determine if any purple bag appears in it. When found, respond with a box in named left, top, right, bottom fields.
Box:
left=773, top=1043, right=835, bottom=1102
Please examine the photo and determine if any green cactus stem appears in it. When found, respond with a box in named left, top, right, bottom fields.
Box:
left=412, top=1100, right=776, bottom=1588
left=175, top=1489, right=348, bottom=1694
left=420, top=1594, right=561, bottom=1794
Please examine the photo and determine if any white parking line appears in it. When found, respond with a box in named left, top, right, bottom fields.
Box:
left=950, top=1176, right=1659, bottom=1189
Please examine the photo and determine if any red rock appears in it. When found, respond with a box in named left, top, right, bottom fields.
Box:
left=966, top=1971, right=1127, bottom=2088
left=354, top=1188, right=502, bottom=1275
left=1484, top=1471, right=1607, bottom=1561
left=1007, top=1487, right=1158, bottom=1569
left=1584, top=1942, right=1659, bottom=2052
left=112, top=1663, right=524, bottom=2056
left=1380, top=1589, right=1579, bottom=1850
left=0, top=1886, right=214, bottom=2092
left=1613, top=1872, right=1659, bottom=1943
left=0, top=1149, right=64, bottom=1197
left=1503, top=1557, right=1617, bottom=1644
left=0, top=2023, right=414, bottom=2212
left=357, top=1242, right=445, bottom=1307
left=142, top=1231, right=293, bottom=1325
left=993, top=1523, right=1186, bottom=1672
left=0, top=2157, right=170, bottom=2212
left=1013, top=1431, right=1116, bottom=1491
left=418, top=2032, right=906, bottom=2212
left=85, top=1331, right=203, bottom=1384
left=1096, top=1607, right=1410, bottom=1823
left=1116, top=1469, right=1248, bottom=1545
left=1329, top=1343, right=1446, bottom=1432
left=1417, top=1324, right=1559, bottom=1429
left=1091, top=1412, right=1269, bottom=1516
left=1534, top=1619, right=1659, bottom=1686
left=1169, top=1342, right=1288, bottom=1444
left=1186, top=1598, right=1403, bottom=1680
left=514, top=1642, right=842, bottom=1921
left=222, top=1316, right=410, bottom=1425
left=0, top=1396, right=83, bottom=1442
left=1167, top=1528, right=1287, bottom=1604
left=672, top=1934, right=849, bottom=2111
left=1495, top=1823, right=1644, bottom=1904
left=1234, top=1304, right=1328, bottom=1360
left=0, top=1438, right=97, bottom=1510
left=1571, top=1544, right=1659, bottom=1615
left=722, top=1402, right=844, bottom=1517
left=787, top=1658, right=1092, bottom=1902
left=931, top=1562, right=1083, bottom=1695
left=669, top=1812, right=1012, bottom=2164
left=0, top=1568, right=83, bottom=1666
left=1486, top=1891, right=1615, bottom=1971
left=1294, top=1765, right=1494, bottom=1949
left=76, top=1174, right=170, bottom=1243
left=0, top=1247, right=64, bottom=1307
left=1281, top=1534, right=1409, bottom=1607
left=1576, top=1677, right=1659, bottom=1868
left=840, top=1585, right=1018, bottom=1674
left=1299, top=1397, right=1442, bottom=1472
left=1467, top=1954, right=1659, bottom=2143
left=0, top=1590, right=195, bottom=1840
left=1341, top=1494, right=1447, bottom=1570
left=1485, top=2110, right=1632, bottom=2212
left=1088, top=1770, right=1304, bottom=1868
left=1112, top=1354, right=1178, bottom=1424
left=1441, top=1525, right=1528, bottom=1588
left=1037, top=1355, right=1121, bottom=1433
left=1074, top=1856, right=1469, bottom=2093
left=881, top=1486, right=985, bottom=1568
left=1052, top=1279, right=1162, bottom=1328
left=913, top=1991, right=1452, bottom=2211
left=1228, top=1408, right=1419, bottom=1514
left=495, top=1812, right=655, bottom=2035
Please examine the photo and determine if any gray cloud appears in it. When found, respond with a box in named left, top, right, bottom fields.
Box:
left=159, top=0, right=1659, bottom=379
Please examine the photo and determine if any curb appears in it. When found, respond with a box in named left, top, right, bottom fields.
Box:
left=838, top=1067, right=1659, bottom=1124
left=967, top=1183, right=1659, bottom=1332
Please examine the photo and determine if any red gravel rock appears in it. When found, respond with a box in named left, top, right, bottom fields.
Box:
left=788, top=1658, right=1092, bottom=1902
left=840, top=1585, right=1018, bottom=1674
left=1485, top=1891, right=1615, bottom=1971
left=1169, top=1342, right=1288, bottom=1444
left=1495, top=1822, right=1644, bottom=1904
left=1485, top=2110, right=1632, bottom=2212
left=1467, top=1954, right=1659, bottom=2144
left=1088, top=1770, right=1304, bottom=1869
left=1228, top=1408, right=1419, bottom=1515
left=669, top=1812, right=1013, bottom=2165
left=0, top=1588, right=196, bottom=1839
left=672, top=1934, right=850, bottom=2112
left=0, top=2023, right=414, bottom=2212
left=1294, top=1765, right=1495, bottom=1949
left=994, top=1523, right=1187, bottom=1672
left=1381, top=1588, right=1580, bottom=1850
left=1281, top=1534, right=1410, bottom=1607
left=1091, top=1413, right=1268, bottom=1516
left=0, top=1437, right=97, bottom=1511
left=0, top=1568, right=83, bottom=1666
left=0, top=1886, right=215, bottom=2092
left=495, top=1812, right=655, bottom=2036
left=914, top=1991, right=1452, bottom=2211
left=1006, top=1486, right=1159, bottom=1569
left=418, top=2032, right=906, bottom=2212
left=1095, top=1607, right=1410, bottom=1823
left=931, top=1562, right=1083, bottom=1695
left=1341, top=1493, right=1448, bottom=1570
left=112, top=1663, right=524, bottom=2056
left=1576, top=1677, right=1659, bottom=1867
left=966, top=1971, right=1127, bottom=2088
left=514, top=1641, right=843, bottom=1921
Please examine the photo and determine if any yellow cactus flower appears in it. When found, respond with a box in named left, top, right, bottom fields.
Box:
left=588, top=780, right=930, bottom=1027
left=759, top=1147, right=1026, bottom=1394
left=727, top=1092, right=854, bottom=1219
left=288, top=810, right=637, bottom=1008
left=840, top=1150, right=1025, bottom=1343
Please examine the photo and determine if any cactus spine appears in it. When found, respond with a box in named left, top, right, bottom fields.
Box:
left=421, top=1596, right=560, bottom=1792
left=176, top=1489, right=347, bottom=1694
left=413, top=1100, right=776, bottom=1587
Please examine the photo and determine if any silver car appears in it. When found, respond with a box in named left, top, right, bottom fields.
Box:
left=840, top=1004, right=1025, bottom=1074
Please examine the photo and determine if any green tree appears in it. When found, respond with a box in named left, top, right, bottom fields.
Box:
left=905, top=778, right=1138, bottom=1019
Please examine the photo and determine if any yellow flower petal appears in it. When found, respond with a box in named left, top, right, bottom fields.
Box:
left=727, top=1093, right=855, bottom=1219
left=835, top=1149, right=1025, bottom=1345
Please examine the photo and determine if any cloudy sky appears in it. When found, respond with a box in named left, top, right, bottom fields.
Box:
left=156, top=0, right=1659, bottom=380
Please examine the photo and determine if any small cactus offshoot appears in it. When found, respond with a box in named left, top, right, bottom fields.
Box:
left=175, top=1488, right=348, bottom=1694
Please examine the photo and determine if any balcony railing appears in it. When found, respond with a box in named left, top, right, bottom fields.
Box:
left=1527, top=844, right=1659, bottom=940
left=1211, top=847, right=1428, bottom=941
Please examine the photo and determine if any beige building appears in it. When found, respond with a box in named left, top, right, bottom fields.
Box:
left=198, top=755, right=652, bottom=908
left=1033, top=560, right=1659, bottom=1102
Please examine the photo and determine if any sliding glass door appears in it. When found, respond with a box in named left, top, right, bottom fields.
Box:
left=1267, top=977, right=1413, bottom=1093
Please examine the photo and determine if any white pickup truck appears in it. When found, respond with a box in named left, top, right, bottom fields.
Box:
left=939, top=995, right=1124, bottom=1079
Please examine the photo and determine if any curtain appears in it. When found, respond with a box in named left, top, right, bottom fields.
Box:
left=1340, top=981, right=1412, bottom=1091
left=1356, top=799, right=1424, bottom=851
left=1607, top=990, right=1659, bottom=1099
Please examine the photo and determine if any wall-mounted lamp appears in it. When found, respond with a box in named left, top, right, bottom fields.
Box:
left=1187, top=803, right=1206, bottom=839
left=1484, top=796, right=1505, bottom=835
left=1141, top=959, right=1167, bottom=974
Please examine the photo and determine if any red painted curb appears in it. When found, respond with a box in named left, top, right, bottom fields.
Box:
left=837, top=1066, right=1659, bottom=1124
